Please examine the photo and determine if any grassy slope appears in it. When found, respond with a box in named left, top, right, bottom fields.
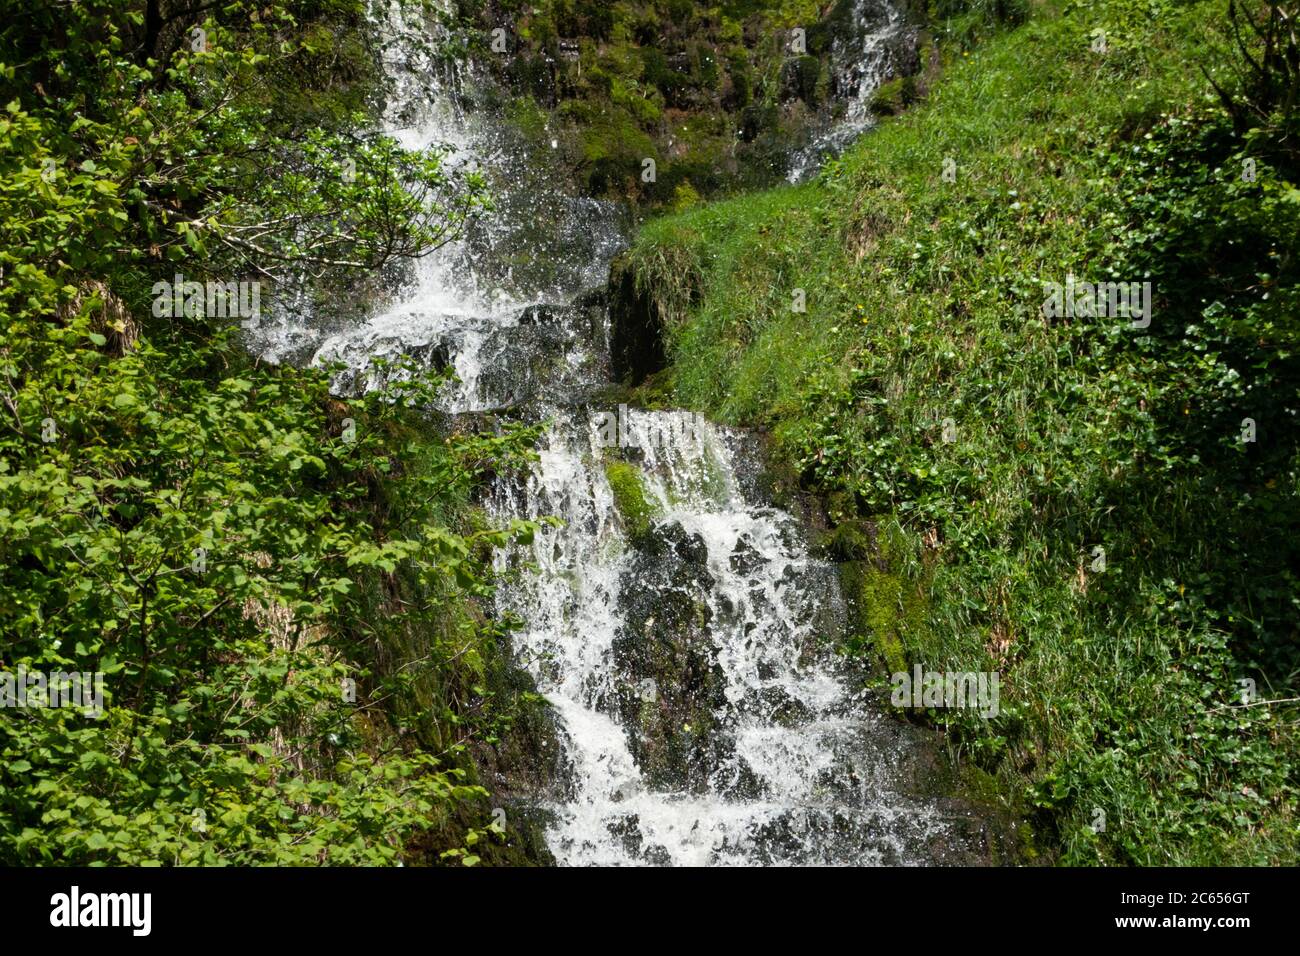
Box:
left=623, top=0, right=1299, bottom=863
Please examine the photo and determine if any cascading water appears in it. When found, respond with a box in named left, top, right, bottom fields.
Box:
left=786, top=0, right=913, bottom=183
left=263, top=1, right=994, bottom=865
left=490, top=408, right=967, bottom=865
left=252, top=1, right=626, bottom=409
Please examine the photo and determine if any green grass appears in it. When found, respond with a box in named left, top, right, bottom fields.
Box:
left=621, top=0, right=1300, bottom=864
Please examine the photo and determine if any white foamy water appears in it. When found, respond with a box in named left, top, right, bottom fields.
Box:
left=490, top=409, right=956, bottom=865
left=307, top=4, right=528, bottom=407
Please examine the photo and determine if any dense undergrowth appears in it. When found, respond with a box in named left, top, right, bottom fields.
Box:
left=0, top=0, right=548, bottom=865
left=622, top=0, right=1300, bottom=863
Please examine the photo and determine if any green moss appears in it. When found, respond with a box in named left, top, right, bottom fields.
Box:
left=506, top=96, right=553, bottom=144
left=671, top=181, right=702, bottom=211
left=564, top=100, right=658, bottom=195
left=693, top=43, right=721, bottom=89
left=869, top=74, right=919, bottom=116
left=955, top=761, right=1042, bottom=865
left=821, top=517, right=873, bottom=560
left=604, top=460, right=660, bottom=541
left=837, top=522, right=931, bottom=677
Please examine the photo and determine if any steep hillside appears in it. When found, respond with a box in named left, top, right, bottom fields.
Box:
left=616, top=0, right=1300, bottom=863
left=454, top=0, right=948, bottom=204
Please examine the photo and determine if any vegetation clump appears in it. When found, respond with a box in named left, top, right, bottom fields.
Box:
left=0, top=0, right=545, bottom=866
left=459, top=0, right=932, bottom=204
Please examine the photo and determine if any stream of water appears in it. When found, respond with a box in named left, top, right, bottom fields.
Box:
left=787, top=0, right=911, bottom=183
left=258, top=0, right=987, bottom=866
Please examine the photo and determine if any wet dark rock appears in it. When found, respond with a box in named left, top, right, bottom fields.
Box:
left=642, top=844, right=672, bottom=866
left=518, top=304, right=561, bottom=325
left=412, top=338, right=453, bottom=371
left=713, top=755, right=767, bottom=802
left=325, top=336, right=453, bottom=397
left=571, top=284, right=608, bottom=309
left=779, top=55, right=827, bottom=108
left=610, top=521, right=732, bottom=792
left=646, top=518, right=711, bottom=566
left=470, top=647, right=567, bottom=802
left=606, top=814, right=643, bottom=859
left=749, top=685, right=814, bottom=726
left=607, top=254, right=668, bottom=385
left=473, top=303, right=608, bottom=407
left=729, top=537, right=766, bottom=576
left=465, top=637, right=569, bottom=866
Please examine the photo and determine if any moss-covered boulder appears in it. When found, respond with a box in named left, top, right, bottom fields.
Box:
left=603, top=459, right=660, bottom=541
left=835, top=521, right=931, bottom=677
left=463, top=631, right=569, bottom=866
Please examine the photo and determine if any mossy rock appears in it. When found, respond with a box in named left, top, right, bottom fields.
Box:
left=837, top=522, right=931, bottom=676
left=604, top=459, right=660, bottom=542
left=479, top=0, right=926, bottom=206
left=780, top=54, right=828, bottom=108
left=609, top=521, right=734, bottom=793
left=869, top=74, right=919, bottom=117
left=820, top=517, right=876, bottom=561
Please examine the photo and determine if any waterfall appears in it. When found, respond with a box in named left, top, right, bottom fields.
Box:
left=261, top=0, right=988, bottom=865
left=786, top=0, right=912, bottom=183
left=489, top=408, right=961, bottom=864
left=251, top=0, right=626, bottom=408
